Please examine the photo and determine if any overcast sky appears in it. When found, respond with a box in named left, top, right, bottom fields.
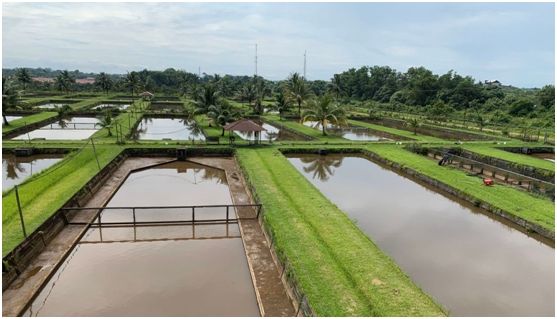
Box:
left=2, top=2, right=555, bottom=87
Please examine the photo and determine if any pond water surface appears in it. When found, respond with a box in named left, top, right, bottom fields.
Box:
left=134, top=117, right=205, bottom=141
left=12, top=117, right=100, bottom=140
left=235, top=122, right=304, bottom=141
left=302, top=121, right=390, bottom=141
left=24, top=161, right=259, bottom=316
left=92, top=103, right=130, bottom=110
left=288, top=154, right=554, bottom=316
left=531, top=153, right=555, bottom=162
left=2, top=154, right=64, bottom=190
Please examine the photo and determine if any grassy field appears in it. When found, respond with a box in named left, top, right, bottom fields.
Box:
left=2, top=145, right=123, bottom=255
left=365, top=144, right=555, bottom=232
left=461, top=144, right=555, bottom=172
left=237, top=148, right=445, bottom=316
left=2, top=112, right=58, bottom=134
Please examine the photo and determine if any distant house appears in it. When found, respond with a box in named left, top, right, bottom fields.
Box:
left=32, top=77, right=55, bottom=83
left=140, top=91, right=154, bottom=100
left=484, top=80, right=502, bottom=86
left=75, top=77, right=96, bottom=85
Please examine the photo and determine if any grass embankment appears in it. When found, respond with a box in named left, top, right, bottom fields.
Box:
left=461, top=144, right=555, bottom=172
left=2, top=112, right=59, bottom=134
left=366, top=144, right=555, bottom=232
left=2, top=145, right=123, bottom=255
left=237, top=148, right=445, bottom=316
left=92, top=102, right=145, bottom=141
left=69, top=95, right=117, bottom=110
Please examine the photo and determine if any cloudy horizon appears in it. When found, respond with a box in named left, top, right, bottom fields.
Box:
left=2, top=2, right=555, bottom=87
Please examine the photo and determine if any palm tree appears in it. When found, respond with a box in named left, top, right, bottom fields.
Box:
left=237, top=83, right=256, bottom=108
left=207, top=102, right=239, bottom=136
left=54, top=70, right=75, bottom=94
left=274, top=90, right=291, bottom=120
left=302, top=95, right=347, bottom=136
left=407, top=118, right=420, bottom=135
left=98, top=111, right=113, bottom=136
left=300, top=156, right=343, bottom=182
left=57, top=104, right=72, bottom=118
left=2, top=78, right=19, bottom=125
left=329, top=74, right=343, bottom=100
left=96, top=72, right=113, bottom=95
left=193, top=84, right=219, bottom=115
left=15, top=68, right=32, bottom=90
left=286, top=72, right=311, bottom=119
left=124, top=71, right=140, bottom=96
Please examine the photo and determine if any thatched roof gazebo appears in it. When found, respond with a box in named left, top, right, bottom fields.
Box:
left=223, top=119, right=266, bottom=144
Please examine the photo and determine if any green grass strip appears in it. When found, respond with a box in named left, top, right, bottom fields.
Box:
left=263, top=115, right=348, bottom=142
left=347, top=119, right=446, bottom=142
left=2, top=112, right=58, bottom=134
left=366, top=144, right=554, bottom=232
left=461, top=144, right=555, bottom=172
left=237, top=148, right=445, bottom=316
left=2, top=145, right=123, bottom=255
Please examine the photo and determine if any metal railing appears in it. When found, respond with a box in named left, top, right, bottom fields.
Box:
left=61, top=204, right=262, bottom=227
left=41, top=122, right=100, bottom=130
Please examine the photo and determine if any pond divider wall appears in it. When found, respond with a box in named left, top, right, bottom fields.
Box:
left=263, top=119, right=316, bottom=141
left=2, top=116, right=60, bottom=139
left=279, top=147, right=555, bottom=241
left=349, top=115, right=495, bottom=141
left=236, top=156, right=315, bottom=317
left=2, top=149, right=128, bottom=290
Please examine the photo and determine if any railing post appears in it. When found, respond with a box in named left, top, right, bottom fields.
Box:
left=132, top=208, right=136, bottom=225
left=192, top=207, right=195, bottom=224
left=226, top=206, right=229, bottom=223
left=14, top=185, right=27, bottom=238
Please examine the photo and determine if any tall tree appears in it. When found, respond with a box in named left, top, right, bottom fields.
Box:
left=96, top=72, right=113, bottom=94
left=2, top=78, right=19, bottom=125
left=15, top=68, right=32, bottom=90
left=286, top=72, right=311, bottom=118
left=274, top=90, right=291, bottom=120
left=193, top=84, right=219, bottom=114
left=124, top=71, right=141, bottom=96
left=328, top=74, right=344, bottom=99
left=302, top=95, right=347, bottom=135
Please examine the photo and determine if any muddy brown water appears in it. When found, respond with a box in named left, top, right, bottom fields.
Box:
left=531, top=153, right=555, bottom=162
left=23, top=161, right=259, bottom=316
left=134, top=117, right=206, bottom=141
left=288, top=154, right=554, bottom=316
left=2, top=154, right=64, bottom=190
left=12, top=117, right=101, bottom=140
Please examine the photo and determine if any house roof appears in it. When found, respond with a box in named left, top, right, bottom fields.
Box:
left=223, top=119, right=267, bottom=132
left=140, top=91, right=154, bottom=96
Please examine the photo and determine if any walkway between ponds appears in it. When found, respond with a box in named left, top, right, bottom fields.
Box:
left=2, top=157, right=173, bottom=317
left=189, top=157, right=296, bottom=317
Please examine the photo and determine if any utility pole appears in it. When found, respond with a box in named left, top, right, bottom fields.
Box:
left=198, top=66, right=201, bottom=78
left=303, top=50, right=307, bottom=79
left=255, top=43, right=258, bottom=77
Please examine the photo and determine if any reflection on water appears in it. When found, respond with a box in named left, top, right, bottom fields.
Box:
left=35, top=103, right=66, bottom=109
left=2, top=154, right=64, bottom=190
left=299, top=156, right=343, bottom=181
left=235, top=122, right=303, bottom=141
left=12, top=117, right=101, bottom=140
left=302, top=121, right=391, bottom=141
left=24, top=161, right=259, bottom=316
left=135, top=117, right=205, bottom=141
left=530, top=153, right=555, bottom=162
left=92, top=103, right=130, bottom=110
left=289, top=154, right=554, bottom=316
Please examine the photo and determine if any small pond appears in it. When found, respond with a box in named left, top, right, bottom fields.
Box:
left=2, top=154, right=65, bottom=190
left=3, top=115, right=22, bottom=122
left=302, top=121, right=390, bottom=141
left=235, top=121, right=305, bottom=141
left=12, top=117, right=101, bottom=140
left=134, top=117, right=205, bottom=141
left=92, top=103, right=130, bottom=111
left=23, top=161, right=259, bottom=316
left=288, top=154, right=554, bottom=316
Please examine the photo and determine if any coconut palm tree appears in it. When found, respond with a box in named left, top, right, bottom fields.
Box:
left=207, top=102, right=239, bottom=136
left=237, top=83, right=256, bottom=108
left=329, top=74, right=343, bottom=100
left=98, top=110, right=113, bottom=136
left=407, top=118, right=420, bottom=135
left=96, top=72, right=113, bottom=95
left=15, top=68, right=32, bottom=90
left=124, top=71, right=140, bottom=96
left=193, top=84, right=219, bottom=115
left=302, top=95, right=347, bottom=136
left=286, top=72, right=312, bottom=118
left=2, top=79, right=19, bottom=125
left=274, top=90, right=291, bottom=120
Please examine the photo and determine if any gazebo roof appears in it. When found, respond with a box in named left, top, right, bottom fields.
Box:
left=223, top=119, right=266, bottom=132
left=140, top=91, right=154, bottom=97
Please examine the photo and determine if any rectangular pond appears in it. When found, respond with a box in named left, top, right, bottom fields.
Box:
left=2, top=154, right=65, bottom=190
left=92, top=103, right=130, bottom=111
left=23, top=161, right=259, bottom=316
left=4, top=115, right=22, bottom=122
left=235, top=121, right=305, bottom=141
left=288, top=154, right=554, bottom=316
left=303, top=121, right=391, bottom=141
left=134, top=117, right=205, bottom=141
left=12, top=117, right=101, bottom=140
